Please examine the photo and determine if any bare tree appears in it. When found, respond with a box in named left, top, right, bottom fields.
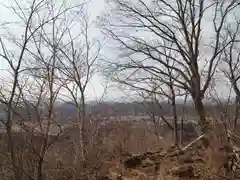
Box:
left=14, top=72, right=66, bottom=180
left=138, top=90, right=173, bottom=139
left=220, top=16, right=240, bottom=130
left=0, top=1, right=53, bottom=179
left=22, top=1, right=88, bottom=177
left=135, top=75, right=180, bottom=146
left=100, top=0, right=239, bottom=146
left=55, top=11, right=103, bottom=161
left=0, top=0, right=84, bottom=179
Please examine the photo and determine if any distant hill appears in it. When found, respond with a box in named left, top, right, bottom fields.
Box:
left=0, top=100, right=236, bottom=122
left=55, top=101, right=231, bottom=120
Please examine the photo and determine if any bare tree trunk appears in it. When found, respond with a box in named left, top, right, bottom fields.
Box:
left=193, top=94, right=212, bottom=146
left=191, top=73, right=212, bottom=147
left=232, top=85, right=240, bottom=130
left=77, top=108, right=85, bottom=161
left=180, top=117, right=183, bottom=145
left=7, top=71, right=22, bottom=180
left=170, top=84, right=178, bottom=146
left=36, top=157, right=44, bottom=180
left=6, top=108, right=20, bottom=180
left=80, top=91, right=86, bottom=160
left=234, top=96, right=240, bottom=130
left=180, top=93, right=188, bottom=145
left=75, top=91, right=86, bottom=161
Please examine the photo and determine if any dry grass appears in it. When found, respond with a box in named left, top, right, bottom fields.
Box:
left=0, top=118, right=239, bottom=180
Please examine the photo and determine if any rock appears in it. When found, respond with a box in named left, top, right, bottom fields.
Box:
left=96, top=176, right=113, bottom=180
left=178, top=152, right=195, bottom=164
left=123, top=150, right=163, bottom=169
left=178, top=156, right=195, bottom=164
left=124, top=156, right=142, bottom=169
left=168, top=164, right=195, bottom=178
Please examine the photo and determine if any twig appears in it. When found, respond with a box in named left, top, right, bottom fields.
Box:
left=181, top=134, right=205, bottom=152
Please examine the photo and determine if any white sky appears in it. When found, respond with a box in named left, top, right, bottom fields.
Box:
left=0, top=0, right=237, bottom=103
left=0, top=0, right=123, bottom=102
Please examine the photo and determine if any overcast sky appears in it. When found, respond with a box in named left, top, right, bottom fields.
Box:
left=0, top=0, right=237, bottom=103
left=0, top=0, right=126, bottom=102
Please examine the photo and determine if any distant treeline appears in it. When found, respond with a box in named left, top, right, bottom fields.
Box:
left=0, top=101, right=235, bottom=122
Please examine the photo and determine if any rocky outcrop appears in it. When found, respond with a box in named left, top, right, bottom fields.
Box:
left=106, top=139, right=235, bottom=180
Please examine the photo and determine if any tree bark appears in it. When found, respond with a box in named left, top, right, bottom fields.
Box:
left=79, top=91, right=86, bottom=160
left=170, top=85, right=178, bottom=146
left=191, top=73, right=212, bottom=147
